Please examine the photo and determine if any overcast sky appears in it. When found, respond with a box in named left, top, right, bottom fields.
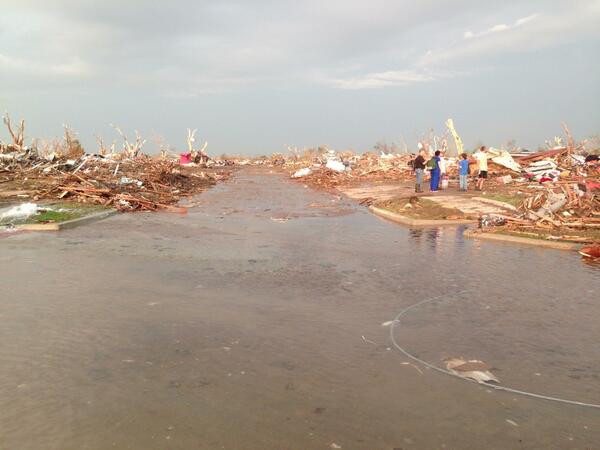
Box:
left=1, top=0, right=599, bottom=155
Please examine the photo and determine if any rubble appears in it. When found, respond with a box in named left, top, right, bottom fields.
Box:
left=488, top=149, right=522, bottom=172
left=481, top=146, right=600, bottom=241
left=0, top=115, right=233, bottom=213
left=282, top=129, right=599, bottom=244
left=2, top=113, right=598, bottom=244
left=283, top=148, right=415, bottom=189
left=325, top=159, right=347, bottom=172
left=0, top=146, right=229, bottom=212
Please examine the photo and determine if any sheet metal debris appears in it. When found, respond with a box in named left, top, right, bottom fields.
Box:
left=445, top=358, right=500, bottom=384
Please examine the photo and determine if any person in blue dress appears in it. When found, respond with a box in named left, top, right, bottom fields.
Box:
left=458, top=153, right=470, bottom=191
left=429, top=150, right=441, bottom=191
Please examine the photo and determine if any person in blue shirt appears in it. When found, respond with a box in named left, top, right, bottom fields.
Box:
left=458, top=153, right=470, bottom=191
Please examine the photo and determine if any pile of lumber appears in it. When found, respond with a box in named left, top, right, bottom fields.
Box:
left=0, top=150, right=228, bottom=212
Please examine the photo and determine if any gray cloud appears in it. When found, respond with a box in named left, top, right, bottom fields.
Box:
left=1, top=0, right=599, bottom=152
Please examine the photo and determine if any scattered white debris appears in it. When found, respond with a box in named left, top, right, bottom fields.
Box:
left=361, top=335, right=376, bottom=345
left=0, top=203, right=39, bottom=221
left=292, top=167, right=312, bottom=178
left=381, top=320, right=398, bottom=327
left=489, top=149, right=522, bottom=172
left=326, top=159, right=346, bottom=172
left=506, top=419, right=519, bottom=427
left=401, top=362, right=424, bottom=375
left=120, top=177, right=143, bottom=187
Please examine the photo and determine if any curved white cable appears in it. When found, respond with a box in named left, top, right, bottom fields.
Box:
left=389, top=291, right=600, bottom=409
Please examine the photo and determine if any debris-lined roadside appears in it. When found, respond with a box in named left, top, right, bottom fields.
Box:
left=0, top=202, right=106, bottom=225
left=0, top=115, right=232, bottom=223
left=2, top=113, right=599, bottom=252
left=0, top=201, right=117, bottom=232
left=277, top=127, right=599, bottom=250
left=0, top=151, right=227, bottom=212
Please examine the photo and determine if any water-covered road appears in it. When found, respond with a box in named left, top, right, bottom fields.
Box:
left=1, top=168, right=599, bottom=449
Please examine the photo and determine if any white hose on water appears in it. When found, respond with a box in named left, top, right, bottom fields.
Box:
left=389, top=291, right=600, bottom=409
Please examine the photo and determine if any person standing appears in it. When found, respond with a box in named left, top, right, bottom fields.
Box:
left=458, top=153, right=469, bottom=191
left=413, top=149, right=426, bottom=193
left=438, top=150, right=447, bottom=190
left=429, top=150, right=441, bottom=192
left=474, top=146, right=488, bottom=191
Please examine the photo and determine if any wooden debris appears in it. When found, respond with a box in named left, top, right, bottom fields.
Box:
left=0, top=150, right=230, bottom=212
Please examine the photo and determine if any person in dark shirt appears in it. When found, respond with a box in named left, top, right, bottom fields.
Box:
left=413, top=149, right=426, bottom=193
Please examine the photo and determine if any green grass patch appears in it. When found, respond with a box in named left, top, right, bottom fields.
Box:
left=377, top=197, right=466, bottom=220
left=1, top=202, right=109, bottom=226
left=479, top=192, right=525, bottom=207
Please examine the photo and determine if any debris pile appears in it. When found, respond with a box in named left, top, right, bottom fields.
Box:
left=283, top=137, right=599, bottom=242
left=511, top=147, right=596, bottom=183
left=482, top=147, right=600, bottom=240
left=1, top=114, right=231, bottom=212
left=284, top=148, right=414, bottom=189
left=0, top=149, right=228, bottom=212
left=498, top=185, right=600, bottom=237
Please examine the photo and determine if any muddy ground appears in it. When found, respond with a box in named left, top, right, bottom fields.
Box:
left=1, top=167, right=599, bottom=449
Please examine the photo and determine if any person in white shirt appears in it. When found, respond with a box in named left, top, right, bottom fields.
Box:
left=474, top=146, right=489, bottom=191
left=438, top=151, right=447, bottom=189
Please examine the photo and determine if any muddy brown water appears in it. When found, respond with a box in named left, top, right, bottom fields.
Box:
left=1, top=168, right=599, bottom=449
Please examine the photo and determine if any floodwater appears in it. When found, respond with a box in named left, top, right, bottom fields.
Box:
left=1, top=168, right=599, bottom=449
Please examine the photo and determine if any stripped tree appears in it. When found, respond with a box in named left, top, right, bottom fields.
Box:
left=562, top=122, right=576, bottom=156
left=95, top=135, right=116, bottom=156
left=186, top=128, right=209, bottom=164
left=286, top=145, right=301, bottom=161
left=153, top=133, right=176, bottom=159
left=111, top=124, right=146, bottom=157
left=63, top=124, right=84, bottom=158
left=2, top=113, right=26, bottom=151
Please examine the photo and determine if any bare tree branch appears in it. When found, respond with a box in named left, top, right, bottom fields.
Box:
left=3, top=113, right=25, bottom=149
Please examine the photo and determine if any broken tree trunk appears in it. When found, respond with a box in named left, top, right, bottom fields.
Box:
left=3, top=113, right=25, bottom=150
